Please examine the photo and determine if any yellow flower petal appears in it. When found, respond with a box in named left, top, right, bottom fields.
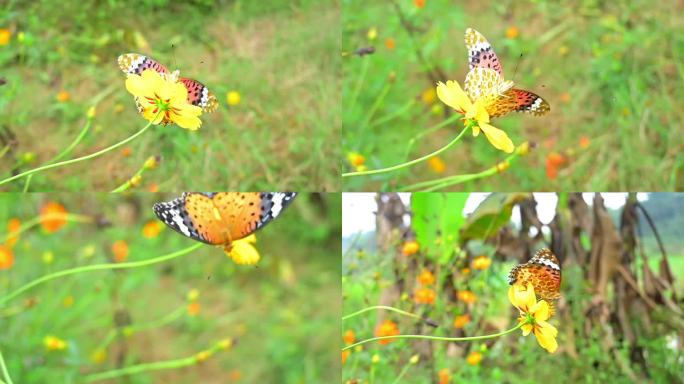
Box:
left=472, top=99, right=490, bottom=123
left=436, top=81, right=472, bottom=113
left=479, top=122, right=514, bottom=153
left=227, top=238, right=260, bottom=265
left=521, top=323, right=533, bottom=336
left=534, top=321, right=558, bottom=353
left=531, top=300, right=550, bottom=322
left=125, top=75, right=151, bottom=98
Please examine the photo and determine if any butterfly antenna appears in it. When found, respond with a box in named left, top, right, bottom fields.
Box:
left=170, top=44, right=177, bottom=69
left=512, top=52, right=523, bottom=82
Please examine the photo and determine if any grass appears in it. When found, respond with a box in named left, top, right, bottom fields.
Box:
left=0, top=0, right=340, bottom=191
left=0, top=192, right=341, bottom=383
left=342, top=0, right=684, bottom=191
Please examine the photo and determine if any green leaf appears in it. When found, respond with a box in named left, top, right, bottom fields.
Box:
left=460, top=193, right=530, bottom=242
left=412, top=193, right=469, bottom=264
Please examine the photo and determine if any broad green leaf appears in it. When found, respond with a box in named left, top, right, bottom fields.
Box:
left=460, top=193, right=530, bottom=242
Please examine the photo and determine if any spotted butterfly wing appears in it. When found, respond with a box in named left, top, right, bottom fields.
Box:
left=118, top=53, right=169, bottom=76
left=463, top=28, right=550, bottom=118
left=508, top=248, right=561, bottom=301
left=180, top=78, right=219, bottom=113
left=153, top=192, right=296, bottom=246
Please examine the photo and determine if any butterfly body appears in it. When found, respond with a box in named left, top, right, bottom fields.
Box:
left=118, top=53, right=218, bottom=113
left=464, top=28, right=550, bottom=118
left=508, top=248, right=561, bottom=301
left=153, top=192, right=296, bottom=250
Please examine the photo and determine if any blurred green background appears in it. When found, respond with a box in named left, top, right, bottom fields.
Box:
left=0, top=0, right=340, bottom=191
left=342, top=0, right=684, bottom=191
left=0, top=192, right=341, bottom=383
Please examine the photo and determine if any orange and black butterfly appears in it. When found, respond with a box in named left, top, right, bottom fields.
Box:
left=153, top=192, right=296, bottom=252
left=508, top=248, right=561, bottom=301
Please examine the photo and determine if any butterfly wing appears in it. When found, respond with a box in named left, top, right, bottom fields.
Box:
left=212, top=192, right=297, bottom=241
left=153, top=194, right=214, bottom=245
left=179, top=78, right=219, bottom=113
left=465, top=28, right=504, bottom=77
left=118, top=53, right=169, bottom=76
left=508, top=248, right=561, bottom=300
left=490, top=88, right=550, bottom=118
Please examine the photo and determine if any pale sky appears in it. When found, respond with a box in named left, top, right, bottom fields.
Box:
left=342, top=193, right=649, bottom=237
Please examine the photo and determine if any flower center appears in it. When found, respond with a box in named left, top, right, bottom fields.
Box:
left=525, top=312, right=535, bottom=326
left=464, top=118, right=479, bottom=130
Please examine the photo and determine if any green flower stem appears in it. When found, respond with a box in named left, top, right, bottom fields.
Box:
left=0, top=243, right=203, bottom=307
left=341, top=322, right=524, bottom=351
left=348, top=56, right=371, bottom=114
left=362, top=81, right=392, bottom=129
left=400, top=148, right=524, bottom=191
left=342, top=123, right=467, bottom=178
left=0, top=115, right=158, bottom=187
left=0, top=349, right=13, bottom=384
left=402, top=114, right=461, bottom=162
left=83, top=339, right=231, bottom=382
left=342, top=305, right=423, bottom=322
left=0, top=145, right=10, bottom=159
left=391, top=361, right=414, bottom=384
left=369, top=99, right=415, bottom=128
left=110, top=166, right=145, bottom=193
left=0, top=213, right=94, bottom=244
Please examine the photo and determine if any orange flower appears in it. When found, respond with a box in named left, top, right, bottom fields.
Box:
left=472, top=255, right=491, bottom=270
left=342, top=350, right=350, bottom=364
left=438, top=368, right=451, bottom=384
left=112, top=240, right=129, bottom=263
left=414, top=287, right=436, bottom=304
left=506, top=26, right=519, bottom=39
left=421, top=87, right=437, bottom=105
left=121, top=147, right=132, bottom=157
left=453, top=314, right=470, bottom=329
left=56, top=90, right=70, bottom=102
left=343, top=329, right=355, bottom=345
left=148, top=183, right=159, bottom=192
left=466, top=351, right=482, bottom=365
left=385, top=38, right=395, bottom=50
left=347, top=152, right=365, bottom=167
left=560, top=92, right=571, bottom=103
left=187, top=302, right=201, bottom=316
left=413, top=0, right=425, bottom=8
left=229, top=369, right=242, bottom=380
left=457, top=290, right=477, bottom=304
left=461, top=267, right=471, bottom=275
left=579, top=136, right=591, bottom=149
left=40, top=202, right=68, bottom=233
left=545, top=152, right=567, bottom=179
left=0, top=29, right=10, bottom=45
left=0, top=245, right=14, bottom=270
left=417, top=269, right=435, bottom=286
left=7, top=218, right=21, bottom=248
left=401, top=240, right=419, bottom=256
left=427, top=156, right=446, bottom=173
left=142, top=220, right=161, bottom=238
left=374, top=319, right=400, bottom=344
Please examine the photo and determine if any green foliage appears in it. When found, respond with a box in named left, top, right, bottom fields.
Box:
left=412, top=192, right=468, bottom=264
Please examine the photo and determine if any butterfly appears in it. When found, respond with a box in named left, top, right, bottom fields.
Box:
left=508, top=248, right=561, bottom=301
left=118, top=53, right=219, bottom=113
left=153, top=192, right=296, bottom=252
left=463, top=28, right=550, bottom=118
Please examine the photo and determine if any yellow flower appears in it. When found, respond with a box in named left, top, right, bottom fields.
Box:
left=225, top=234, right=260, bottom=265
left=125, top=69, right=202, bottom=130
left=466, top=351, right=482, bottom=365
left=453, top=314, right=470, bottom=329
left=56, top=90, right=70, bottom=102
left=347, top=152, right=365, bottom=167
left=427, top=156, right=446, bottom=173
left=226, top=91, right=241, bottom=106
left=401, top=240, right=419, bottom=256
left=457, top=290, right=477, bottom=304
left=506, top=26, right=519, bottom=39
left=508, top=283, right=558, bottom=353
left=472, top=255, right=491, bottom=270
left=90, top=349, right=107, bottom=364
left=367, top=27, right=378, bottom=41
left=44, top=335, right=67, bottom=351
left=436, top=80, right=514, bottom=153
left=0, top=29, right=11, bottom=45
left=187, top=288, right=200, bottom=301
left=0, top=245, right=13, bottom=270
left=142, top=220, right=162, bottom=238
left=417, top=269, right=435, bottom=286
left=143, top=155, right=159, bottom=169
